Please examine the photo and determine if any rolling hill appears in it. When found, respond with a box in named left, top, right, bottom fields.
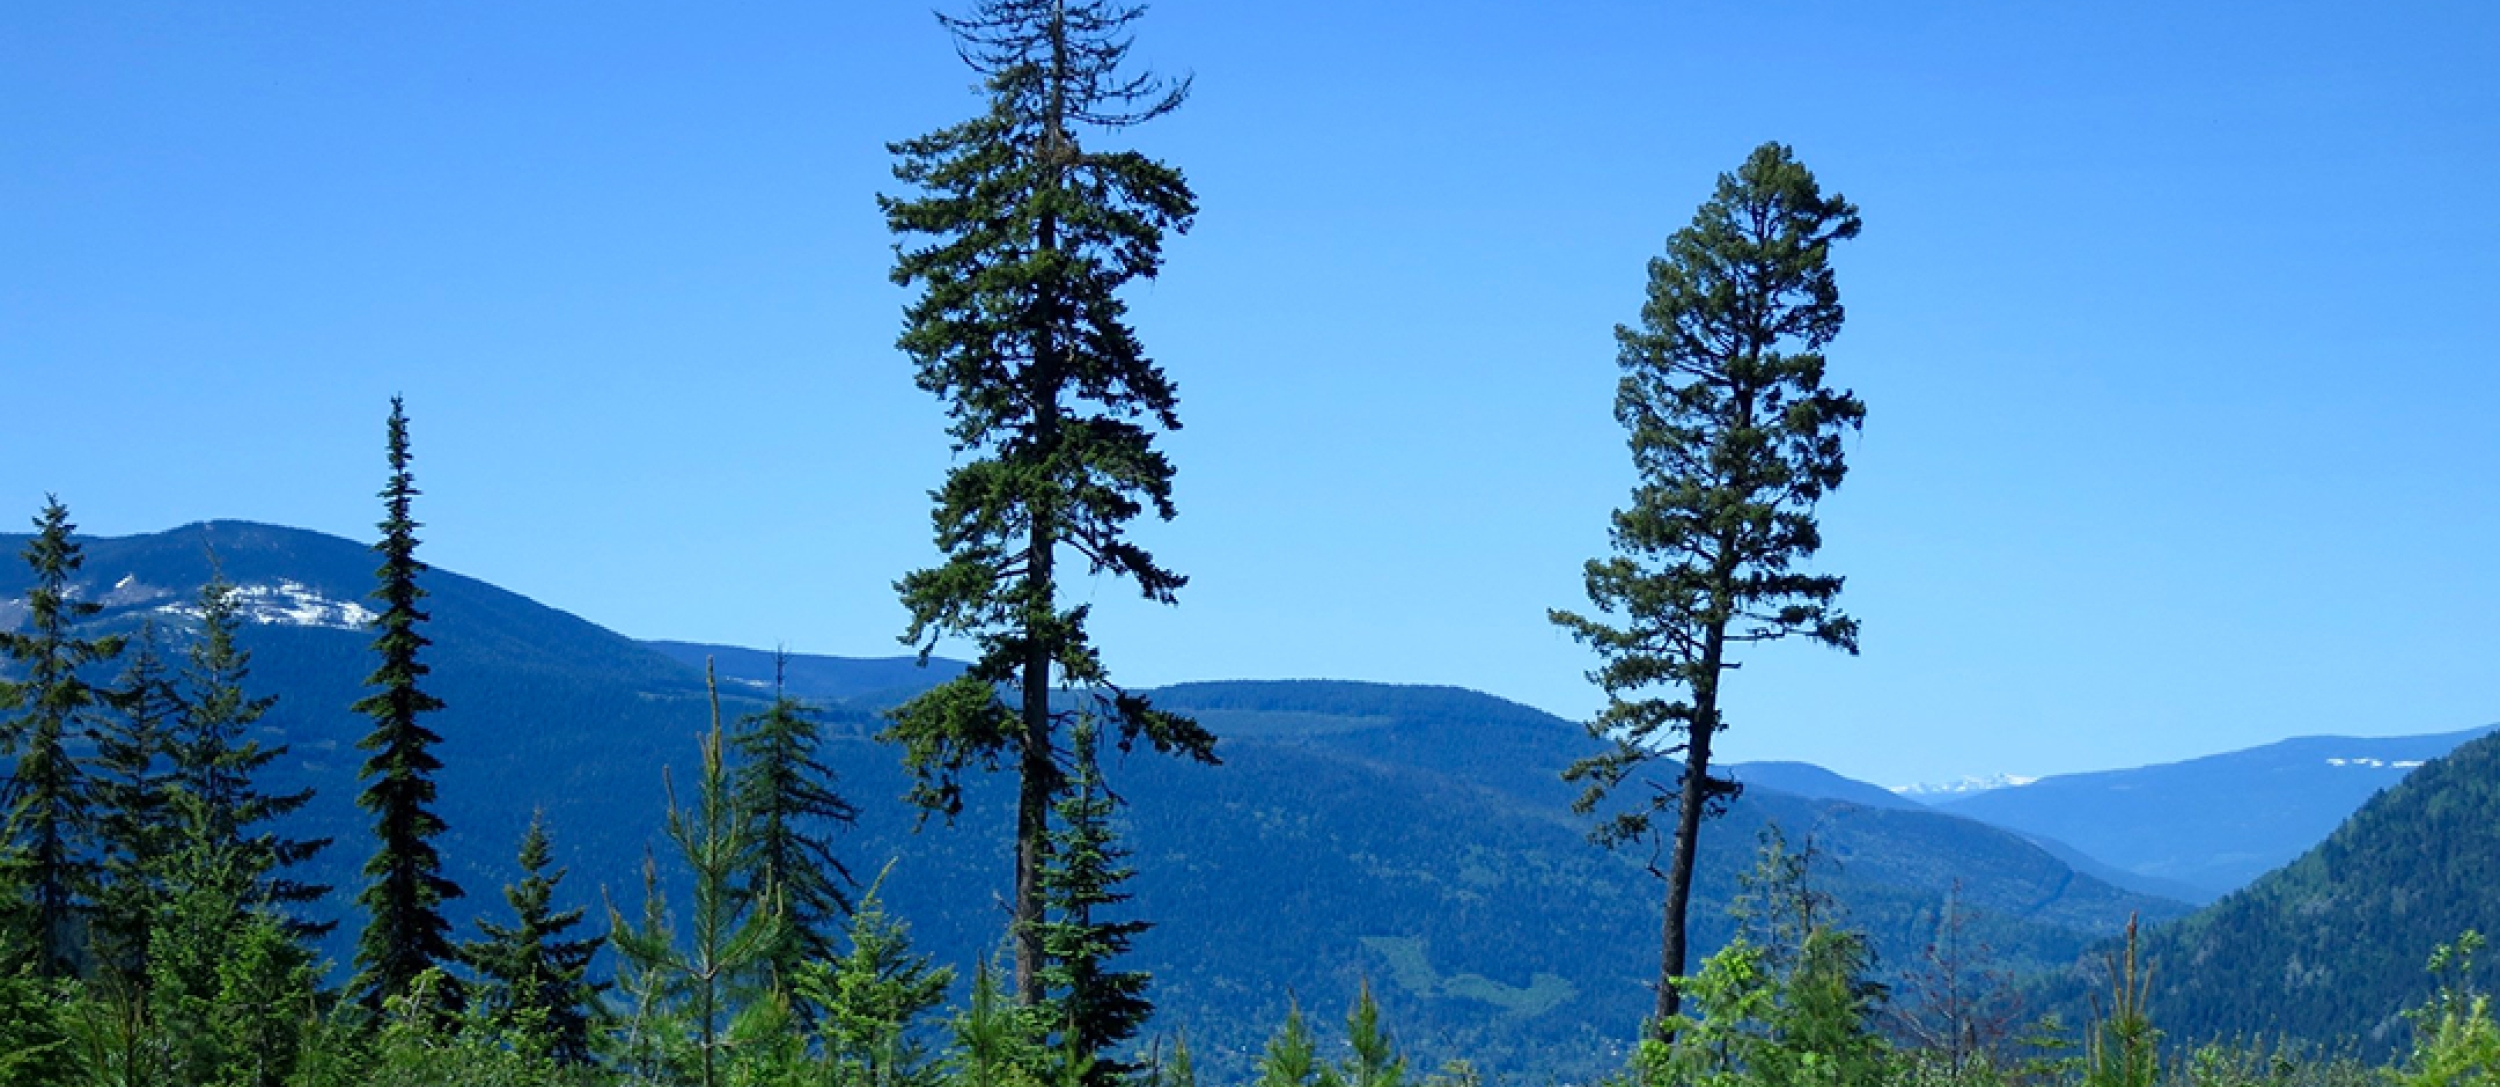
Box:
left=3, top=521, right=2187, bottom=1080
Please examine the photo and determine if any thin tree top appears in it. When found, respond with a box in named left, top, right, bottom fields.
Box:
left=939, top=0, right=1189, bottom=129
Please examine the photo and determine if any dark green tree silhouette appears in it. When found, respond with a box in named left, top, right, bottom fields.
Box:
left=729, top=654, right=856, bottom=989
left=1550, top=142, right=1865, bottom=1039
left=350, top=396, right=462, bottom=1009
left=1037, top=718, right=1152, bottom=1087
left=179, top=567, right=329, bottom=930
left=880, top=0, right=1215, bottom=1003
left=0, top=496, right=125, bottom=979
left=89, top=625, right=182, bottom=978
left=464, top=811, right=602, bottom=1066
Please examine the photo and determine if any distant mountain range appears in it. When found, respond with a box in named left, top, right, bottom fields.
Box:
left=5, top=520, right=2478, bottom=1074
left=2074, top=726, right=2500, bottom=1052
left=1932, top=725, right=2499, bottom=902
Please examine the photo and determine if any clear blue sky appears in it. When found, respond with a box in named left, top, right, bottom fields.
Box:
left=4, top=2, right=2494, bottom=787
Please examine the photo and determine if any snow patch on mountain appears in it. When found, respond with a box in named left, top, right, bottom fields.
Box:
left=156, top=580, right=377, bottom=631
left=2325, top=757, right=2425, bottom=770
left=1892, top=773, right=2039, bottom=800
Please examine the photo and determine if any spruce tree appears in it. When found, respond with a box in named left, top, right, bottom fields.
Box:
left=880, top=0, right=1215, bottom=1004
left=0, top=496, right=125, bottom=979
left=465, top=811, right=602, bottom=1066
left=89, top=624, right=182, bottom=978
left=179, top=568, right=329, bottom=928
left=1036, top=719, right=1151, bottom=1087
left=795, top=865, right=954, bottom=1087
left=1550, top=142, right=1864, bottom=1038
left=730, top=655, right=857, bottom=986
left=350, top=396, right=462, bottom=1009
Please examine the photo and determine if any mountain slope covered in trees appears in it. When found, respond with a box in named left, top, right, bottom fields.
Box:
left=2119, top=726, right=2500, bottom=1051
left=2, top=521, right=2189, bottom=1079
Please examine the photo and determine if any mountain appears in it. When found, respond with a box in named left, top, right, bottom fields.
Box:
left=1, top=522, right=2186, bottom=1081
left=2097, top=727, right=2500, bottom=1051
left=1938, top=725, right=2500, bottom=902
left=1728, top=761, right=1928, bottom=812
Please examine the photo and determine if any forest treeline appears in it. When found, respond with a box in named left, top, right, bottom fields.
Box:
left=7, top=0, right=2497, bottom=1085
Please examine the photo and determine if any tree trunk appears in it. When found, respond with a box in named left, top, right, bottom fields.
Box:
left=1651, top=622, right=1727, bottom=1041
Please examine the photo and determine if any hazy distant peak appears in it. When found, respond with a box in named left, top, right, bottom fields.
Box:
left=1893, top=773, right=2039, bottom=799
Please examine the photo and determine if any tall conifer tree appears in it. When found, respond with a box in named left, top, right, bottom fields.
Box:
left=1550, top=142, right=1865, bottom=1039
left=90, top=625, right=182, bottom=977
left=730, top=655, right=857, bottom=987
left=350, top=397, right=461, bottom=1008
left=879, top=0, right=1215, bottom=1003
left=0, top=496, right=125, bottom=978
left=180, top=567, right=329, bottom=928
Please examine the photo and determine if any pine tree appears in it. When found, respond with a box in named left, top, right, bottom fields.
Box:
left=1550, top=142, right=1865, bottom=1039
left=0, top=496, right=125, bottom=979
left=948, top=959, right=1048, bottom=1087
left=181, top=566, right=329, bottom=927
left=89, top=624, right=182, bottom=978
left=608, top=662, right=791, bottom=1087
left=350, top=396, right=462, bottom=1009
left=1036, top=719, right=1151, bottom=1087
left=1255, top=1002, right=1320, bottom=1087
left=465, top=811, right=602, bottom=1066
left=879, top=0, right=1216, bottom=1003
left=730, top=655, right=857, bottom=989
left=1338, top=982, right=1405, bottom=1087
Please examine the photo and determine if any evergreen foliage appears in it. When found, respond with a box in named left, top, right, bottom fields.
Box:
left=1036, top=719, right=1152, bottom=1087
left=947, top=959, right=1050, bottom=1087
left=794, top=865, right=955, bottom=1087
left=606, top=663, right=792, bottom=1087
left=88, top=625, right=181, bottom=979
left=878, top=0, right=1214, bottom=1001
left=181, top=568, right=329, bottom=927
left=1551, top=142, right=1865, bottom=1037
left=148, top=791, right=321, bottom=1087
left=351, top=396, right=463, bottom=1010
left=2393, top=932, right=2500, bottom=1086
left=467, top=812, right=604, bottom=1067
left=729, top=659, right=857, bottom=988
left=1, top=496, right=126, bottom=980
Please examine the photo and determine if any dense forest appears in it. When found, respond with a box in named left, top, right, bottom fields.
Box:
left=6, top=1, right=2496, bottom=1086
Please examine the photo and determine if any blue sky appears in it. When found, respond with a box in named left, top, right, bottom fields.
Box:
left=4, top=2, right=2494, bottom=787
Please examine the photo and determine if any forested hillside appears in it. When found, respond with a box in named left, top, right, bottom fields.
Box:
left=1, top=521, right=2193, bottom=1080
left=2121, top=726, right=2500, bottom=1050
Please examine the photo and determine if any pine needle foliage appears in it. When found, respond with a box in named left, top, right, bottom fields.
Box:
left=729, top=656, right=858, bottom=987
left=89, top=625, right=181, bottom=980
left=607, top=662, right=791, bottom=1087
left=466, top=812, right=604, bottom=1067
left=1, top=495, right=125, bottom=979
left=879, top=0, right=1214, bottom=1002
left=351, top=396, right=463, bottom=1010
left=182, top=567, right=329, bottom=928
left=1036, top=719, right=1152, bottom=1087
left=794, top=863, right=955, bottom=1087
left=1551, top=142, right=1865, bottom=1037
